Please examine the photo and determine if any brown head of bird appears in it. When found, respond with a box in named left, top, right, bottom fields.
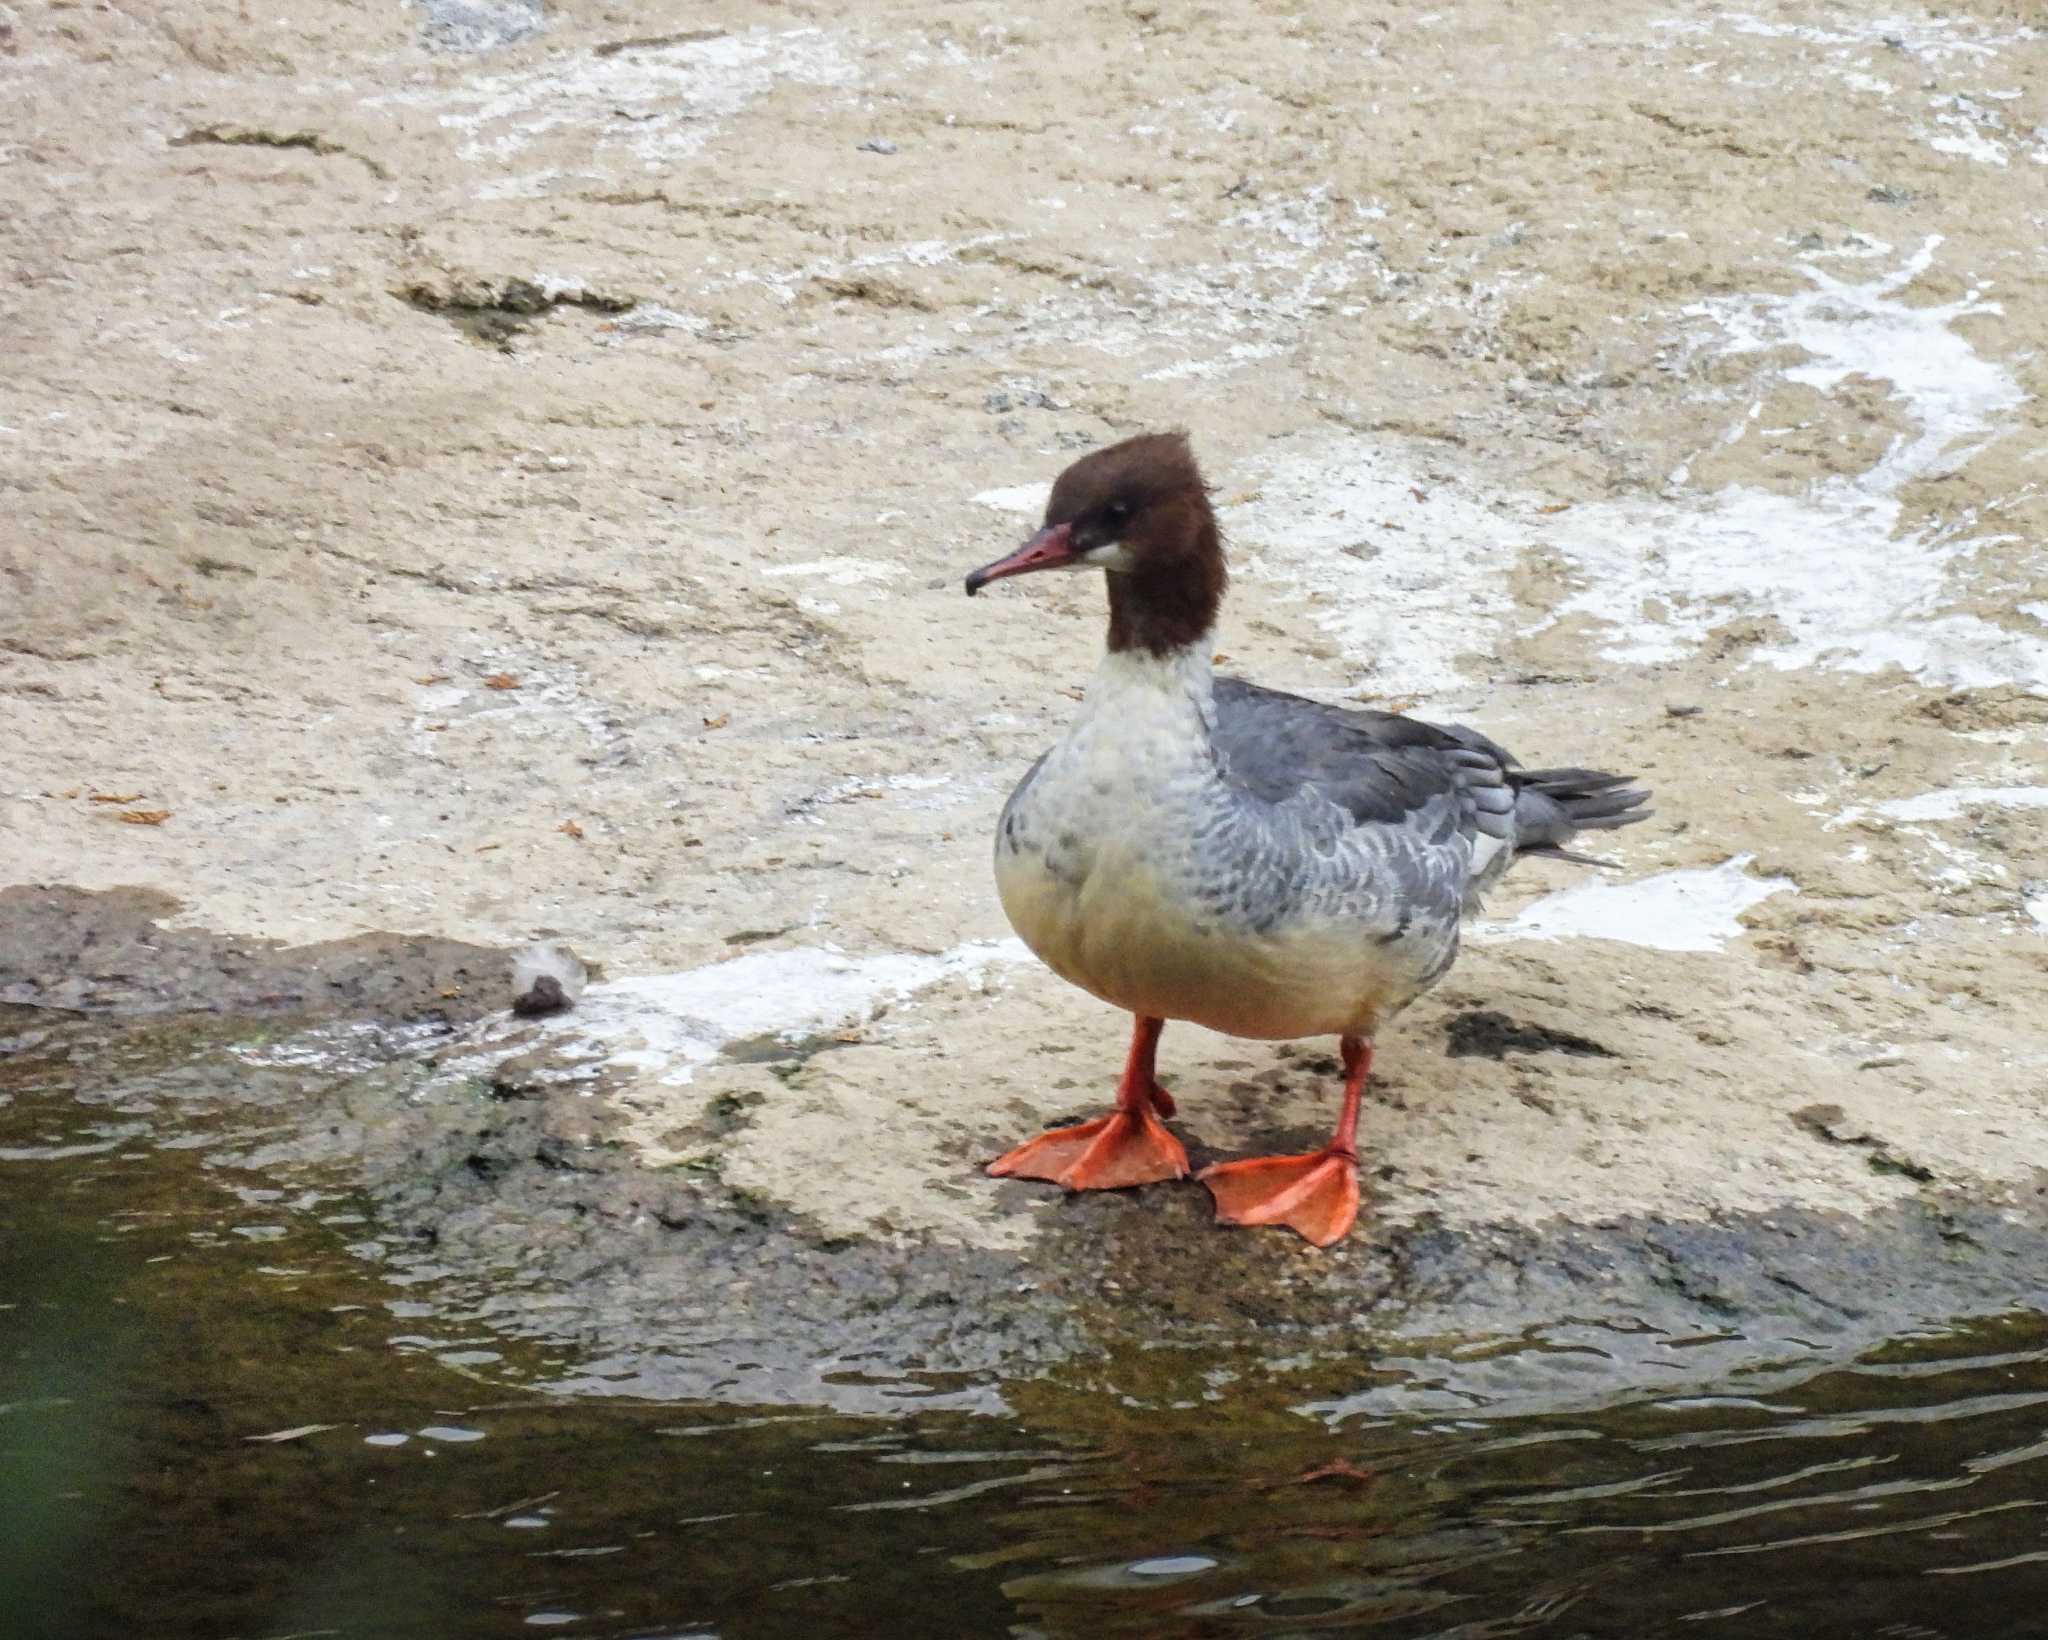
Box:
left=964, top=431, right=1227, bottom=657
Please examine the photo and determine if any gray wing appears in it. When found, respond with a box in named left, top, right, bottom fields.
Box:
left=1210, top=678, right=1516, bottom=856
left=1210, top=678, right=1651, bottom=888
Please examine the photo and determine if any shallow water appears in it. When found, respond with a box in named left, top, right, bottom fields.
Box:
left=7, top=1010, right=2048, bottom=1638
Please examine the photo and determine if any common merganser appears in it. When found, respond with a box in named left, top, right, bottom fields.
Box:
left=963, top=433, right=1651, bottom=1247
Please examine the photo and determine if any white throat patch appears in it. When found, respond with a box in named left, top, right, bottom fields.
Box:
left=1078, top=541, right=1136, bottom=572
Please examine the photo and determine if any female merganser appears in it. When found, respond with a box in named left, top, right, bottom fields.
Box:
left=963, top=433, right=1650, bottom=1247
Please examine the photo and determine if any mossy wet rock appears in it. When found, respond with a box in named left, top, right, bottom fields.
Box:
left=0, top=886, right=500, bottom=1024
left=8, top=891, right=2048, bottom=1411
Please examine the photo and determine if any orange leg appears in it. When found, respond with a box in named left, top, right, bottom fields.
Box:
left=987, top=1015, right=1188, bottom=1190
left=1197, top=1036, right=1369, bottom=1248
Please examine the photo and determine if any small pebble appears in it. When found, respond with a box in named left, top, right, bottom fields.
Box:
left=512, top=942, right=587, bottom=1015
left=1129, top=1555, right=1217, bottom=1577
left=857, top=137, right=898, bottom=154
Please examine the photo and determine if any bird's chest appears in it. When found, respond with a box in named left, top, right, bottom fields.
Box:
left=991, top=678, right=1333, bottom=1034
left=998, top=696, right=1206, bottom=902
left=989, top=652, right=1451, bottom=1039
left=994, top=667, right=1219, bottom=974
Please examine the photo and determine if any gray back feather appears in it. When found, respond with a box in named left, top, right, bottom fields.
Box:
left=1210, top=678, right=1649, bottom=875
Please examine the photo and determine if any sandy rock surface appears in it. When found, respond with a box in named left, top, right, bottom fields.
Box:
left=5, top=0, right=2047, bottom=1394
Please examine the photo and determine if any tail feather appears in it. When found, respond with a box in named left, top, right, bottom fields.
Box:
left=1510, top=766, right=1653, bottom=855
left=1516, top=842, right=1623, bottom=868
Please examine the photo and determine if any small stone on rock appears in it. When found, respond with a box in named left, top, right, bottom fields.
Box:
left=512, top=941, right=587, bottom=1015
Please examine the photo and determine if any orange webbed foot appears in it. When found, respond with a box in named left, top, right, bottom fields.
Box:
left=987, top=1105, right=1189, bottom=1191
left=1198, top=1148, right=1361, bottom=1247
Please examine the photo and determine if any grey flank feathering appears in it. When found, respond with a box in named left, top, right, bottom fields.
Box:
left=1207, top=677, right=1651, bottom=889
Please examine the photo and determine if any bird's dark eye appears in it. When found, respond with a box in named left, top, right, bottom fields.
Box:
left=1099, top=500, right=1130, bottom=530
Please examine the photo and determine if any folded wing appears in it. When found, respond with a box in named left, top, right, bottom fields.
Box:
left=1210, top=678, right=1650, bottom=892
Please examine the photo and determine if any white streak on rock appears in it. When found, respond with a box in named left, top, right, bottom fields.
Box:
left=544, top=940, right=1033, bottom=1084
left=1865, top=785, right=2048, bottom=824
left=380, top=29, right=859, bottom=166
left=1225, top=439, right=1516, bottom=694
left=760, top=557, right=908, bottom=586
left=1534, top=238, right=2040, bottom=690
left=1480, top=856, right=1795, bottom=952
left=973, top=483, right=1051, bottom=515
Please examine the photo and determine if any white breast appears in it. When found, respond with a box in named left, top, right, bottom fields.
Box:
left=993, top=643, right=1439, bottom=1039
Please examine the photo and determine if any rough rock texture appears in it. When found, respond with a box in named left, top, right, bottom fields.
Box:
left=7, top=887, right=2048, bottom=1413
left=4, top=1, right=2048, bottom=1401
left=0, top=885, right=503, bottom=1020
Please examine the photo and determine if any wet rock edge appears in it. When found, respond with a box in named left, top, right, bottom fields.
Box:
left=7, top=885, right=2048, bottom=1408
